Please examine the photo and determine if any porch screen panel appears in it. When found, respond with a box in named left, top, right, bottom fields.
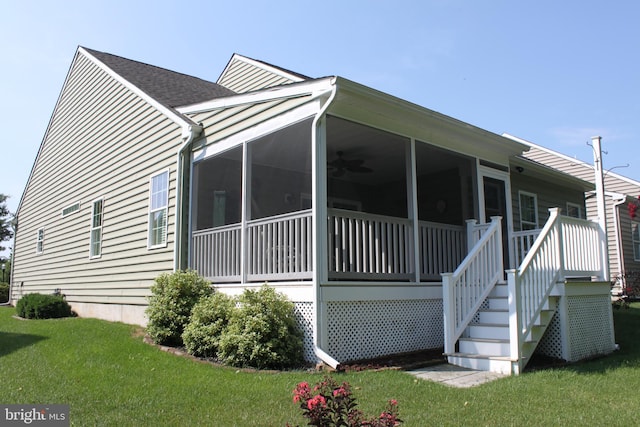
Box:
left=191, top=146, right=243, bottom=281
left=415, top=142, right=472, bottom=279
left=247, top=118, right=313, bottom=281
left=326, top=116, right=412, bottom=280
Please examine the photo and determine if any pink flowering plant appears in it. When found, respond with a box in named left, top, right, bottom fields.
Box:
left=289, top=376, right=402, bottom=427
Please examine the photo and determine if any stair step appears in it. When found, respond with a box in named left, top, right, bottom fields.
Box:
left=467, top=323, right=509, bottom=340
left=447, top=353, right=514, bottom=375
left=477, top=309, right=508, bottom=324
left=459, top=337, right=510, bottom=356
left=489, top=283, right=509, bottom=297
left=487, top=296, right=508, bottom=310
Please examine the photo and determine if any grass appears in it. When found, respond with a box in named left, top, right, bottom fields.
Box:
left=1, top=304, right=640, bottom=426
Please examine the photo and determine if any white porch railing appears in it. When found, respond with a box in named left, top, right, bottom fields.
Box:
left=510, top=229, right=541, bottom=268
left=191, top=210, right=312, bottom=282
left=507, top=208, right=603, bottom=374
left=441, top=216, right=504, bottom=355
left=419, top=221, right=466, bottom=280
left=193, top=208, right=468, bottom=283
left=247, top=210, right=313, bottom=281
left=192, top=223, right=242, bottom=282
left=327, top=209, right=413, bottom=280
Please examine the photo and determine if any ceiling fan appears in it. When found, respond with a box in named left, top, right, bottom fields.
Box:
left=327, top=151, right=373, bottom=177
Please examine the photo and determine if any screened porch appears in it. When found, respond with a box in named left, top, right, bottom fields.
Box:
left=189, top=115, right=525, bottom=283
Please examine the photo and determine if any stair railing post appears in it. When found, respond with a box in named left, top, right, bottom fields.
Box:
left=442, top=272, right=455, bottom=355
left=548, top=208, right=563, bottom=277
left=466, top=219, right=478, bottom=252
left=506, top=268, right=521, bottom=375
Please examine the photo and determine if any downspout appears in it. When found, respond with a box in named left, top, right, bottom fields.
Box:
left=2, top=216, right=17, bottom=306
left=312, top=78, right=340, bottom=369
left=173, top=123, right=203, bottom=271
left=612, top=196, right=626, bottom=285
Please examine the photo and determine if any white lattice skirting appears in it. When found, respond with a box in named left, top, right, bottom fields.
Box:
left=325, top=299, right=444, bottom=362
left=537, top=293, right=615, bottom=362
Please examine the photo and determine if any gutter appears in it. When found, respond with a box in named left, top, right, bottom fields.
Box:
left=173, top=124, right=203, bottom=271
left=311, top=77, right=340, bottom=369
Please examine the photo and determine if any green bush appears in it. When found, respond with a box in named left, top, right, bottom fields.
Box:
left=0, top=283, right=9, bottom=303
left=218, top=285, right=303, bottom=369
left=146, top=270, right=213, bottom=346
left=15, top=293, right=74, bottom=319
left=182, top=292, right=235, bottom=358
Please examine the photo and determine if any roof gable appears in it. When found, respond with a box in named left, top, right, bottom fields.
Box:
left=217, top=54, right=308, bottom=93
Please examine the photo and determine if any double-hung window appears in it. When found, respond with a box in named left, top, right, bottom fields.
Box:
left=566, top=202, right=584, bottom=219
left=90, top=198, right=104, bottom=258
left=519, top=191, right=538, bottom=230
left=148, top=170, right=169, bottom=248
left=632, top=221, right=640, bottom=261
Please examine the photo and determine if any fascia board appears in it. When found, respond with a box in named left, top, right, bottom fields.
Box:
left=79, top=47, right=194, bottom=129
left=177, top=78, right=335, bottom=114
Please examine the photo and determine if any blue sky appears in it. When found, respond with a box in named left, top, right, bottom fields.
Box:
left=2, top=0, right=640, bottom=232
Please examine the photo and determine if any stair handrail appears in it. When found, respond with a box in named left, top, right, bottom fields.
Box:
left=442, top=216, right=503, bottom=355
left=506, top=208, right=603, bottom=373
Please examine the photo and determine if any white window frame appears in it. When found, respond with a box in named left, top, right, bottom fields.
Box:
left=36, top=228, right=44, bottom=254
left=566, top=202, right=584, bottom=219
left=632, top=221, right=640, bottom=262
left=518, top=191, right=539, bottom=230
left=90, top=198, right=104, bottom=259
left=148, top=170, right=170, bottom=249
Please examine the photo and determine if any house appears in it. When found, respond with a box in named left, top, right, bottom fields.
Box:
left=505, top=133, right=640, bottom=296
left=10, top=47, right=615, bottom=374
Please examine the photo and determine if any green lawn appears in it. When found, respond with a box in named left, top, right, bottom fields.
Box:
left=1, top=304, right=639, bottom=426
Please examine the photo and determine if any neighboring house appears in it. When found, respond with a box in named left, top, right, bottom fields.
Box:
left=10, top=47, right=615, bottom=375
left=506, top=133, right=640, bottom=293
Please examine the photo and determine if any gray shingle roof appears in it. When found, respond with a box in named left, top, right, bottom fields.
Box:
left=83, top=47, right=236, bottom=110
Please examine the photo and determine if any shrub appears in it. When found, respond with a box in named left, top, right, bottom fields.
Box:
left=146, top=270, right=213, bottom=346
left=182, top=292, right=235, bottom=358
left=218, top=284, right=303, bottom=369
left=0, top=283, right=9, bottom=303
left=15, top=293, right=74, bottom=319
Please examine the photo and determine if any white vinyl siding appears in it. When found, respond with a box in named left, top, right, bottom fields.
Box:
left=11, top=50, right=180, bottom=307
left=519, top=191, right=538, bottom=230
left=217, top=55, right=301, bottom=93
left=148, top=171, right=169, bottom=248
left=90, top=198, right=104, bottom=258
left=36, top=228, right=44, bottom=254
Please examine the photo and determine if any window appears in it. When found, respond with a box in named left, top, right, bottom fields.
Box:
left=36, top=228, right=44, bottom=254
left=566, top=202, right=584, bottom=219
left=148, top=170, right=169, bottom=248
left=519, top=191, right=538, bottom=230
left=633, top=222, right=640, bottom=261
left=90, top=198, right=104, bottom=258
left=62, top=202, right=81, bottom=217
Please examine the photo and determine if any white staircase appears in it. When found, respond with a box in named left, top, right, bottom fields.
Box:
left=447, top=283, right=558, bottom=375
left=442, top=209, right=603, bottom=375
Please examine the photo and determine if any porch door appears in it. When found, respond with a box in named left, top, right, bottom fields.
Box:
left=481, top=174, right=511, bottom=270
